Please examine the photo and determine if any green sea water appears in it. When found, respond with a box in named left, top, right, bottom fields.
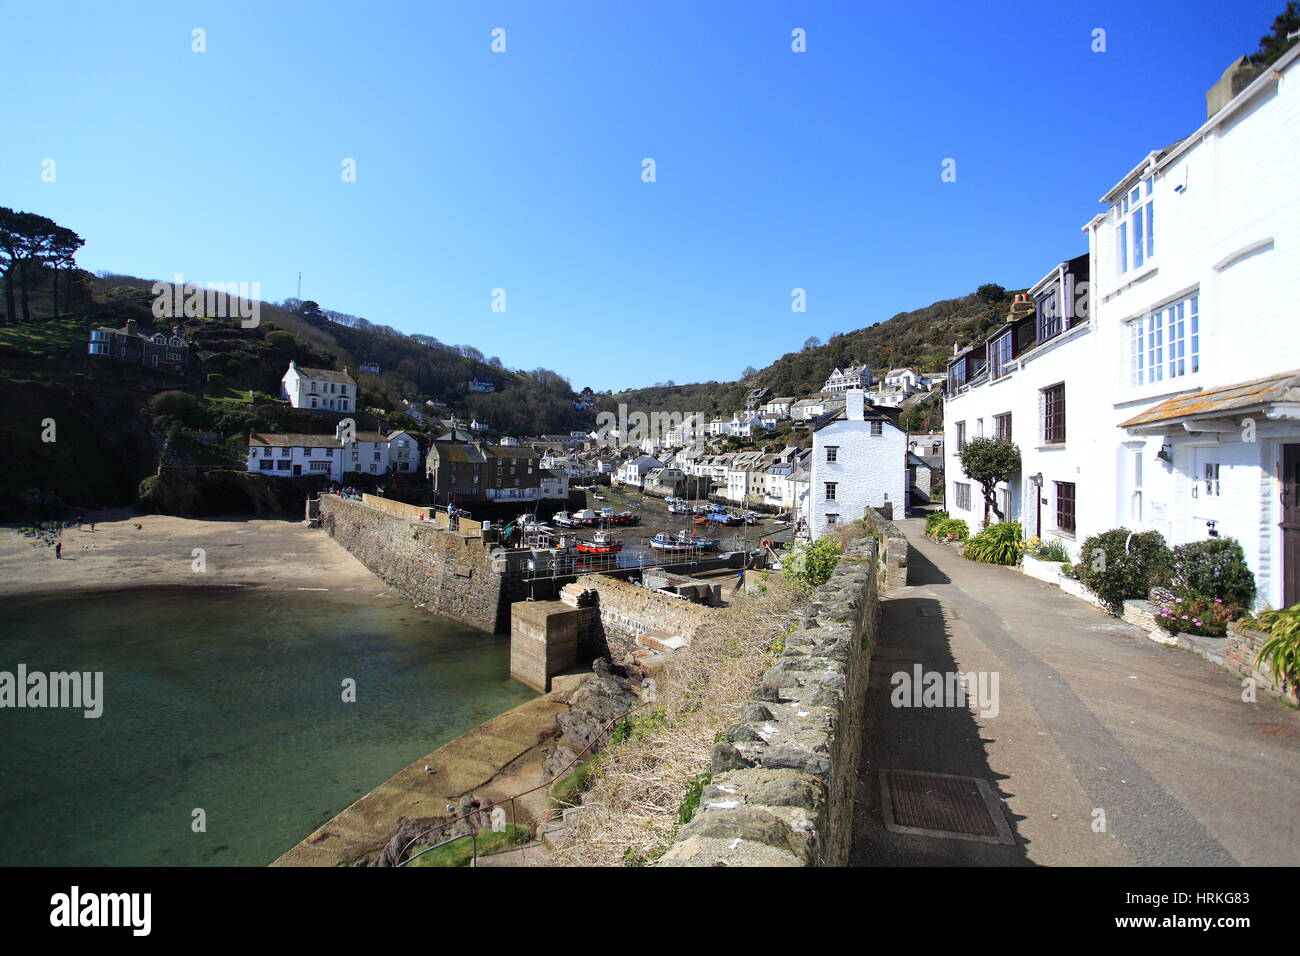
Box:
left=0, top=586, right=534, bottom=866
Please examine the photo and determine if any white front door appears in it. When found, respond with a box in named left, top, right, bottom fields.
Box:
left=1190, top=446, right=1223, bottom=536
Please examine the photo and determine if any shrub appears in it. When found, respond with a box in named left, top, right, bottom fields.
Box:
left=964, top=521, right=1023, bottom=565
left=1170, top=538, right=1256, bottom=610
left=933, top=517, right=968, bottom=541
left=206, top=373, right=225, bottom=387
left=785, top=537, right=844, bottom=588
left=1077, top=529, right=1173, bottom=615
left=957, top=438, right=1021, bottom=523
left=1154, top=593, right=1239, bottom=636
left=924, top=510, right=950, bottom=537
left=148, top=390, right=209, bottom=428
left=1247, top=604, right=1300, bottom=691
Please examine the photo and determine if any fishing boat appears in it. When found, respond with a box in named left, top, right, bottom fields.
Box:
left=691, top=515, right=709, bottom=526
left=683, top=532, right=719, bottom=550
left=571, top=508, right=601, bottom=527
left=576, top=529, right=622, bottom=554
left=707, top=510, right=743, bottom=526
left=649, top=531, right=696, bottom=553
left=551, top=511, right=579, bottom=529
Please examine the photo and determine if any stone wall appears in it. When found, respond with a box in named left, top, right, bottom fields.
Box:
left=862, top=506, right=908, bottom=591
left=564, top=575, right=713, bottom=663
left=659, top=536, right=879, bottom=867
left=1226, top=623, right=1298, bottom=704
left=319, top=495, right=519, bottom=633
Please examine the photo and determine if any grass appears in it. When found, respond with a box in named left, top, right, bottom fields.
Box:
left=406, top=823, right=533, bottom=866
left=540, top=579, right=808, bottom=867
left=548, top=760, right=596, bottom=809
left=0, top=315, right=92, bottom=359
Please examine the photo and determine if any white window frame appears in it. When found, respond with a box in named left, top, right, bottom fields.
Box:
left=1129, top=293, right=1199, bottom=387
left=1115, top=178, right=1154, bottom=275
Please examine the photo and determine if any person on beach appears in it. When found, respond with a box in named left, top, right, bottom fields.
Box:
left=55, top=541, right=62, bottom=559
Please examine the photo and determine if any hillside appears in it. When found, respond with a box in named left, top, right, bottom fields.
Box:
left=603, top=284, right=1020, bottom=426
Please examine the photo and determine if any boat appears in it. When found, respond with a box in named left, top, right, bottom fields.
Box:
left=576, top=529, right=622, bottom=554
left=692, top=515, right=708, bottom=526
left=682, top=531, right=718, bottom=550
left=741, top=512, right=760, bottom=525
left=612, top=510, right=640, bottom=526
left=649, top=531, right=697, bottom=553
left=707, top=510, right=743, bottom=525
left=551, top=511, right=579, bottom=529
left=571, top=508, right=601, bottom=527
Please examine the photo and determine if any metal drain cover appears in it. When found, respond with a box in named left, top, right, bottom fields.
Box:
left=880, top=770, right=1015, bottom=845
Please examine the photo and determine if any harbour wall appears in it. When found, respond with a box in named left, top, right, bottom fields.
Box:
left=318, top=494, right=521, bottom=633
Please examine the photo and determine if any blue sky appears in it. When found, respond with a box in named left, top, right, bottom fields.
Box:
left=1, top=0, right=1282, bottom=391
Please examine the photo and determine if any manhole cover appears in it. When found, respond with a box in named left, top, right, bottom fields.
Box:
left=880, top=770, right=1015, bottom=845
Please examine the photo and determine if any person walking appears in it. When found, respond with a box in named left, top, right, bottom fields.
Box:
left=55, top=541, right=62, bottom=559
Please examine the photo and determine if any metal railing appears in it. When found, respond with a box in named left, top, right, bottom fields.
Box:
left=394, top=702, right=644, bottom=868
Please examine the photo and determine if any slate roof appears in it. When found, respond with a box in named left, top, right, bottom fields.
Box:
left=1118, top=370, right=1300, bottom=429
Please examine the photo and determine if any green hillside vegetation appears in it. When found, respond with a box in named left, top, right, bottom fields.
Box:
left=605, top=283, right=1018, bottom=427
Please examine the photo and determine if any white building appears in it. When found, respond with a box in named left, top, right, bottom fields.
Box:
left=280, top=361, right=356, bottom=411
left=943, top=260, right=1096, bottom=545
left=246, top=424, right=392, bottom=479
left=540, top=469, right=570, bottom=499
left=823, top=365, right=874, bottom=393
left=616, top=455, right=663, bottom=487
left=387, top=430, right=421, bottom=473
left=810, top=390, right=907, bottom=539
left=941, top=48, right=1300, bottom=610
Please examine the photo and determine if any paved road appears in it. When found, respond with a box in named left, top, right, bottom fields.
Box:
left=851, top=519, right=1300, bottom=866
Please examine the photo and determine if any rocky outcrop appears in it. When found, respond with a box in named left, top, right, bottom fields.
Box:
left=555, top=658, right=639, bottom=753
left=659, top=535, right=879, bottom=867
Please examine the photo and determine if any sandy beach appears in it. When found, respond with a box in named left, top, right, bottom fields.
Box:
left=0, top=511, right=388, bottom=598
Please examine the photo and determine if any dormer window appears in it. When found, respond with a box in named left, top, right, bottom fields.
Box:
left=153, top=333, right=166, bottom=344
left=1115, top=178, right=1154, bottom=274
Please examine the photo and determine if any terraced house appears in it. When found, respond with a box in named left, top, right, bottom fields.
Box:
left=425, top=440, right=541, bottom=505
left=87, top=319, right=188, bottom=372
left=944, top=47, right=1300, bottom=609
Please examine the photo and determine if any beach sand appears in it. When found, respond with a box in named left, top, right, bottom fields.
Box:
left=0, top=511, right=387, bottom=598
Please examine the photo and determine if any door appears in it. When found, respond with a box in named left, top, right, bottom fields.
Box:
left=1191, top=447, right=1223, bottom=536
left=1283, top=444, right=1300, bottom=608
left=293, top=464, right=301, bottom=476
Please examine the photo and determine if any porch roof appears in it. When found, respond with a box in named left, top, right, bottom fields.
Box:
left=1118, top=369, right=1300, bottom=431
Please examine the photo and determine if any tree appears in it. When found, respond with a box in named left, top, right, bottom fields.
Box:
left=976, top=283, right=1006, bottom=302
left=803, top=336, right=822, bottom=350
left=740, top=365, right=758, bottom=379
left=957, top=437, right=1021, bottom=523
left=1251, top=1, right=1300, bottom=67
left=0, top=208, right=23, bottom=325
left=45, top=223, right=85, bottom=320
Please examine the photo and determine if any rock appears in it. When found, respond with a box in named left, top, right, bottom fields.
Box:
left=543, top=745, right=579, bottom=782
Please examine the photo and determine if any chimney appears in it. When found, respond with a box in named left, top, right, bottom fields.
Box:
left=1008, top=293, right=1035, bottom=322
left=1206, top=56, right=1263, bottom=120
left=845, top=389, right=865, bottom=421
left=125, top=319, right=138, bottom=337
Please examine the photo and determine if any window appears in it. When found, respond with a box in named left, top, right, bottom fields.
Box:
left=1115, top=178, right=1154, bottom=274
left=259, top=460, right=273, bottom=471
left=1055, top=481, right=1076, bottom=534
left=276, top=460, right=290, bottom=470
left=1129, top=294, right=1199, bottom=386
left=1036, top=287, right=1062, bottom=341
left=1041, top=384, right=1066, bottom=444
left=1130, top=447, right=1144, bottom=523
left=825, top=514, right=838, bottom=526
left=825, top=482, right=837, bottom=501
left=1204, top=463, right=1220, bottom=497
left=955, top=482, right=971, bottom=511
left=956, top=421, right=967, bottom=450
left=870, top=421, right=883, bottom=436
left=309, top=461, right=329, bottom=473
left=990, top=330, right=1014, bottom=380
left=994, top=413, right=1012, bottom=441
left=824, top=445, right=839, bottom=462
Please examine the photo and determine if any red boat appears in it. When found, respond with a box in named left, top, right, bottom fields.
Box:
left=575, top=530, right=622, bottom=554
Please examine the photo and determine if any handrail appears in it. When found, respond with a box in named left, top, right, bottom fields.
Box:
left=397, top=831, right=477, bottom=868
left=396, top=700, right=645, bottom=866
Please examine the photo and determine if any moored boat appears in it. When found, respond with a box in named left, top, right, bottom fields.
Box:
left=649, top=531, right=696, bottom=553
left=576, top=529, right=622, bottom=554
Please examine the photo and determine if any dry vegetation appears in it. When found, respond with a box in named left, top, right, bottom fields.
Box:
left=541, top=577, right=809, bottom=866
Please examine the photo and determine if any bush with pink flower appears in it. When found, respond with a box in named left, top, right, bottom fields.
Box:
left=1154, top=593, right=1239, bottom=636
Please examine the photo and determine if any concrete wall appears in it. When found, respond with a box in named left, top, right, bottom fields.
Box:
left=511, top=601, right=581, bottom=692
left=660, top=535, right=880, bottom=867
left=319, top=494, right=518, bottom=633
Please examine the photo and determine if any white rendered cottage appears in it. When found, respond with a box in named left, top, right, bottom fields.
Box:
left=281, top=361, right=356, bottom=411
left=810, top=390, right=907, bottom=539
